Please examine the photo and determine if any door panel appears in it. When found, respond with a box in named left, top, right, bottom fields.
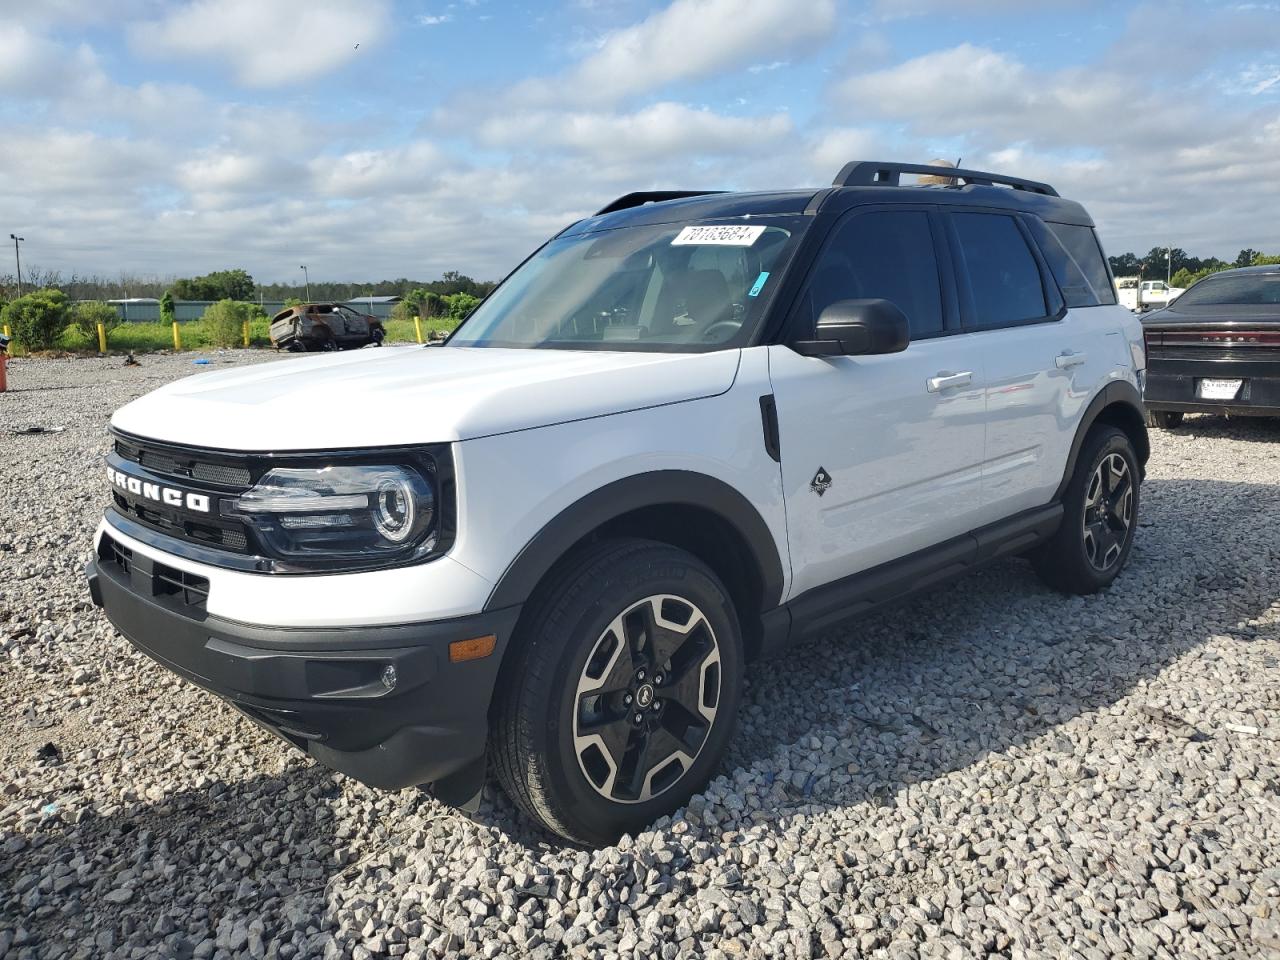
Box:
left=969, top=322, right=1074, bottom=523
left=945, top=210, right=1076, bottom=523
left=769, top=341, right=987, bottom=599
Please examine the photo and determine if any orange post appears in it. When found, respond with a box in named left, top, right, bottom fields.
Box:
left=0, top=353, right=8, bottom=393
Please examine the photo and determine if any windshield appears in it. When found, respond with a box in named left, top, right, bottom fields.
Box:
left=448, top=218, right=805, bottom=351
left=1176, top=271, right=1280, bottom=308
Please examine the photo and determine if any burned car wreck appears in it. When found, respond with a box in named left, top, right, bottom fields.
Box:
left=269, top=303, right=386, bottom=352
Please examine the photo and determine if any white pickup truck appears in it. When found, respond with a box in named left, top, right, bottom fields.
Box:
left=1116, top=277, right=1184, bottom=312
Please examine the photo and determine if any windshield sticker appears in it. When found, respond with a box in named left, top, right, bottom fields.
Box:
left=671, top=225, right=766, bottom=246
left=748, top=271, right=770, bottom=297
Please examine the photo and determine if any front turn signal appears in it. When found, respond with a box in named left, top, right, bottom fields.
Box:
left=449, top=635, right=497, bottom=663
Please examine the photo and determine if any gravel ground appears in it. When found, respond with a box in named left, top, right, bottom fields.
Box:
left=2, top=351, right=1279, bottom=960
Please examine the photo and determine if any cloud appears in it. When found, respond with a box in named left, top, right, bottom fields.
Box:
left=309, top=142, right=450, bottom=198
left=416, top=14, right=453, bottom=25
left=131, top=0, right=391, bottom=87
left=4, top=0, right=1279, bottom=286
left=828, top=34, right=1280, bottom=258
left=833, top=43, right=1245, bottom=153
left=0, top=22, right=103, bottom=99
left=472, top=102, right=794, bottom=162
left=510, top=0, right=837, bottom=106
left=0, top=0, right=158, bottom=27
left=869, top=0, right=1096, bottom=16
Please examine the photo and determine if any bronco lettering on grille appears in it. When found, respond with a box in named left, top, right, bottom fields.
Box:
left=107, top=466, right=211, bottom=514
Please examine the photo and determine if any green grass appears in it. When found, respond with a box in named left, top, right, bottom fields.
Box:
left=384, top=316, right=458, bottom=342
left=36, top=316, right=459, bottom=355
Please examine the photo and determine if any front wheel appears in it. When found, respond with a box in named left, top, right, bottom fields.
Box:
left=492, top=540, right=743, bottom=846
left=1031, top=426, right=1139, bottom=594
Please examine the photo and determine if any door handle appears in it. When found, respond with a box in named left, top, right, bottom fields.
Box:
left=1055, top=350, right=1087, bottom=369
left=927, top=371, right=973, bottom=392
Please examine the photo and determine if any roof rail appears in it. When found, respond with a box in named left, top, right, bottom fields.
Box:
left=594, top=190, right=726, bottom=216
left=832, top=161, right=1058, bottom=197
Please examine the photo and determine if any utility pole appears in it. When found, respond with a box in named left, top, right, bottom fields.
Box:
left=9, top=234, right=23, bottom=296
left=1166, top=246, right=1172, bottom=286
left=300, top=265, right=310, bottom=302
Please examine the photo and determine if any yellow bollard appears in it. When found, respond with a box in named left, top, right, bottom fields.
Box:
left=242, top=319, right=250, bottom=348
left=414, top=317, right=424, bottom=344
left=97, top=322, right=107, bottom=354
left=172, top=321, right=182, bottom=350
left=2, top=324, right=9, bottom=338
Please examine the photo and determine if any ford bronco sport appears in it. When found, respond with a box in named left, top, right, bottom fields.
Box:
left=88, top=161, right=1148, bottom=845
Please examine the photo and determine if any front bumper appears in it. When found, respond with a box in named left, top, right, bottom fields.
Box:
left=87, top=542, right=520, bottom=790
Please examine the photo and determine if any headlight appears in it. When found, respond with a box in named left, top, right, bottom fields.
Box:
left=224, top=463, right=437, bottom=569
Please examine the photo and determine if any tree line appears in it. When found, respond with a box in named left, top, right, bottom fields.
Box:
left=0, top=267, right=497, bottom=304
left=1107, top=248, right=1280, bottom=289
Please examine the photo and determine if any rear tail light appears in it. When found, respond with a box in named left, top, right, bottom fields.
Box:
left=1161, top=330, right=1280, bottom=346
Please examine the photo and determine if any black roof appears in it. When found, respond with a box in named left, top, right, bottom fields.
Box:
left=567, top=160, right=1095, bottom=238
left=1208, top=263, right=1280, bottom=275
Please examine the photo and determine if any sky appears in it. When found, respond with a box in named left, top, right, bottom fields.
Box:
left=0, top=0, right=1277, bottom=284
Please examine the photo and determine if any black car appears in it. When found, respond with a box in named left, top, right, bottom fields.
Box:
left=1142, top=264, right=1280, bottom=427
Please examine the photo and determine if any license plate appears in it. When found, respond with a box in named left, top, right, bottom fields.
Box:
left=1199, top=378, right=1242, bottom=400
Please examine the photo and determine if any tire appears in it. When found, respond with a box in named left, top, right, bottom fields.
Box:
left=1146, top=410, right=1184, bottom=429
left=1031, top=426, right=1140, bottom=595
left=492, top=539, right=743, bottom=846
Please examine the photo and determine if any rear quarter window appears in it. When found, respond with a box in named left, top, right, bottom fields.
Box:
left=1040, top=221, right=1117, bottom=307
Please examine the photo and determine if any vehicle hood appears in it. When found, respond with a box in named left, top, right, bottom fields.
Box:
left=110, top=345, right=742, bottom=450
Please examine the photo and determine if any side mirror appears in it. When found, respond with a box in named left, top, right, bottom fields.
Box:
left=792, top=299, right=911, bottom=357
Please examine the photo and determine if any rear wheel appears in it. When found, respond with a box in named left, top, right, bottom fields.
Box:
left=492, top=539, right=743, bottom=846
left=1031, top=426, right=1139, bottom=594
left=1146, top=410, right=1184, bottom=429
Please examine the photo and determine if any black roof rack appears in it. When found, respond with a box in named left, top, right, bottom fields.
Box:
left=832, top=161, right=1058, bottom=197
left=594, top=191, right=727, bottom=216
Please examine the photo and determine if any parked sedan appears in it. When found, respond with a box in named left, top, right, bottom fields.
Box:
left=1141, top=265, right=1280, bottom=427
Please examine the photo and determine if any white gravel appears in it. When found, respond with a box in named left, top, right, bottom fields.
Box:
left=2, top=351, right=1279, bottom=960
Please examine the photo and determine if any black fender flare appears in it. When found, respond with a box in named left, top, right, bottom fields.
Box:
left=482, top=470, right=786, bottom=613
left=1053, top=379, right=1149, bottom=501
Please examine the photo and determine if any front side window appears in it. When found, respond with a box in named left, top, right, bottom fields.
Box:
left=448, top=218, right=804, bottom=352
left=798, top=210, right=945, bottom=338
left=953, top=213, right=1048, bottom=328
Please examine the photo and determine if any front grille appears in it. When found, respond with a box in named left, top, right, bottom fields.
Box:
left=192, top=462, right=251, bottom=486
left=109, top=433, right=256, bottom=557
left=98, top=532, right=212, bottom=616
left=153, top=562, right=210, bottom=610
left=114, top=438, right=252, bottom=488
left=99, top=533, right=133, bottom=575
left=140, top=450, right=182, bottom=475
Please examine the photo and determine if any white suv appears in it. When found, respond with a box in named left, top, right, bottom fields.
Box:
left=88, top=161, right=1148, bottom=845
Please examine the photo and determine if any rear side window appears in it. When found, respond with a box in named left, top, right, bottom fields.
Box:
left=802, top=210, right=944, bottom=338
left=1042, top=221, right=1117, bottom=306
left=952, top=213, right=1047, bottom=328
